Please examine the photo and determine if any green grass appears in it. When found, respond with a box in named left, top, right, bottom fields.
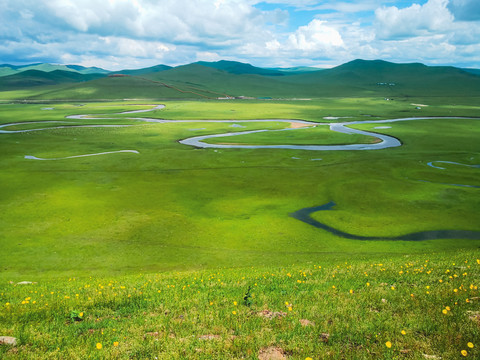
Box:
left=205, top=125, right=376, bottom=146
left=0, top=98, right=479, bottom=358
left=1, top=251, right=479, bottom=359
left=1, top=99, right=479, bottom=279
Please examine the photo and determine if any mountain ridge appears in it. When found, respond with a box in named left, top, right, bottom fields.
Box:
left=1, top=59, right=479, bottom=99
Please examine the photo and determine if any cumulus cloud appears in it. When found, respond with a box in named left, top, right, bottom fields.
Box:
left=287, top=19, right=344, bottom=51
left=0, top=0, right=280, bottom=68
left=0, top=0, right=479, bottom=69
left=41, top=0, right=266, bottom=45
left=375, top=0, right=453, bottom=40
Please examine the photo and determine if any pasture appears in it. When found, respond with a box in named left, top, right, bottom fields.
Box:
left=0, top=97, right=479, bottom=358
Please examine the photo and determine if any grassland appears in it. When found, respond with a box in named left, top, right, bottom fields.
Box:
left=0, top=252, right=479, bottom=359
left=0, top=97, right=479, bottom=358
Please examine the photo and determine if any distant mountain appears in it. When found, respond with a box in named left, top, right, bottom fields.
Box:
left=141, top=63, right=285, bottom=97
left=275, top=59, right=480, bottom=97
left=0, top=66, right=18, bottom=77
left=1, top=59, right=479, bottom=99
left=113, top=64, right=172, bottom=76
left=268, top=66, right=324, bottom=74
left=195, top=60, right=285, bottom=76
left=65, top=65, right=110, bottom=74
left=0, top=63, right=110, bottom=77
left=462, top=68, right=480, bottom=76
left=0, top=69, right=106, bottom=89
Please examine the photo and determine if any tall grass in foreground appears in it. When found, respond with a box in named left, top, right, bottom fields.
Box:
left=1, top=250, right=479, bottom=359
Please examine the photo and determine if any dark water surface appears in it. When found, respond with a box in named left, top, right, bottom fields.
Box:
left=290, top=202, right=480, bottom=241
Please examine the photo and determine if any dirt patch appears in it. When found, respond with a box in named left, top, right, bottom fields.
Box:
left=258, top=346, right=287, bottom=360
left=299, top=319, right=315, bottom=327
left=198, top=334, right=221, bottom=340
left=0, top=336, right=18, bottom=346
left=319, top=333, right=330, bottom=343
left=290, top=122, right=313, bottom=129
left=411, top=103, right=429, bottom=107
left=467, top=311, right=480, bottom=325
left=257, top=310, right=287, bottom=319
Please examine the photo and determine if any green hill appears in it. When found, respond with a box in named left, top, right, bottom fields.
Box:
left=114, top=64, right=172, bottom=76
left=1, top=59, right=480, bottom=99
left=195, top=60, right=285, bottom=76
left=0, top=70, right=106, bottom=89
left=65, top=64, right=110, bottom=74
left=462, top=68, right=480, bottom=76
left=143, top=63, right=287, bottom=97
left=21, top=74, right=222, bottom=100
left=277, top=59, right=480, bottom=97
left=0, top=63, right=110, bottom=78
left=269, top=66, right=324, bottom=74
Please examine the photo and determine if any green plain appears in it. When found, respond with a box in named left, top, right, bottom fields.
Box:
left=1, top=98, right=479, bottom=279
left=0, top=97, right=479, bottom=359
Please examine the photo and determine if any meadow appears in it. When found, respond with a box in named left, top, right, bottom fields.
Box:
left=0, top=97, right=479, bottom=358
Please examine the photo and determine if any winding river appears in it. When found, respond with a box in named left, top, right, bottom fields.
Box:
left=290, top=202, right=480, bottom=241
left=2, top=103, right=479, bottom=241
left=0, top=105, right=478, bottom=151
left=2, top=104, right=477, bottom=152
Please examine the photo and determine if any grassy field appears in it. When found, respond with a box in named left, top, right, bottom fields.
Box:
left=0, top=97, right=479, bottom=358
left=1, top=252, right=479, bottom=359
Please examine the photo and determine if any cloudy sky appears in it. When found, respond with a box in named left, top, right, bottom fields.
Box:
left=1, top=0, right=479, bottom=70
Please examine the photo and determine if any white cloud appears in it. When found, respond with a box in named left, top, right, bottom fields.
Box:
left=265, top=39, right=281, bottom=51
left=0, top=0, right=479, bottom=69
left=287, top=19, right=344, bottom=51
left=375, top=0, right=453, bottom=40
left=196, top=51, right=222, bottom=62
left=42, top=0, right=267, bottom=46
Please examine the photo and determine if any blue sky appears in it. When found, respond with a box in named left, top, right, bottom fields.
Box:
left=1, top=0, right=479, bottom=70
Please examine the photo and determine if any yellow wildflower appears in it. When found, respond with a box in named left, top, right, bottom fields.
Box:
left=385, top=341, right=392, bottom=348
left=96, top=343, right=102, bottom=350
left=401, top=330, right=406, bottom=335
left=113, top=342, right=119, bottom=347
left=461, top=350, right=467, bottom=356
left=467, top=342, right=474, bottom=348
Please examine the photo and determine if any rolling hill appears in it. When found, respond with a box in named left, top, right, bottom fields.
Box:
left=0, top=63, right=110, bottom=77
left=195, top=60, right=285, bottom=76
left=0, top=70, right=106, bottom=90
left=113, top=64, right=172, bottom=76
left=0, top=70, right=104, bottom=90
left=1, top=59, right=479, bottom=99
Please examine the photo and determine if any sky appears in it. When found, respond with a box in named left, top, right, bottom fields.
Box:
left=1, top=0, right=480, bottom=70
